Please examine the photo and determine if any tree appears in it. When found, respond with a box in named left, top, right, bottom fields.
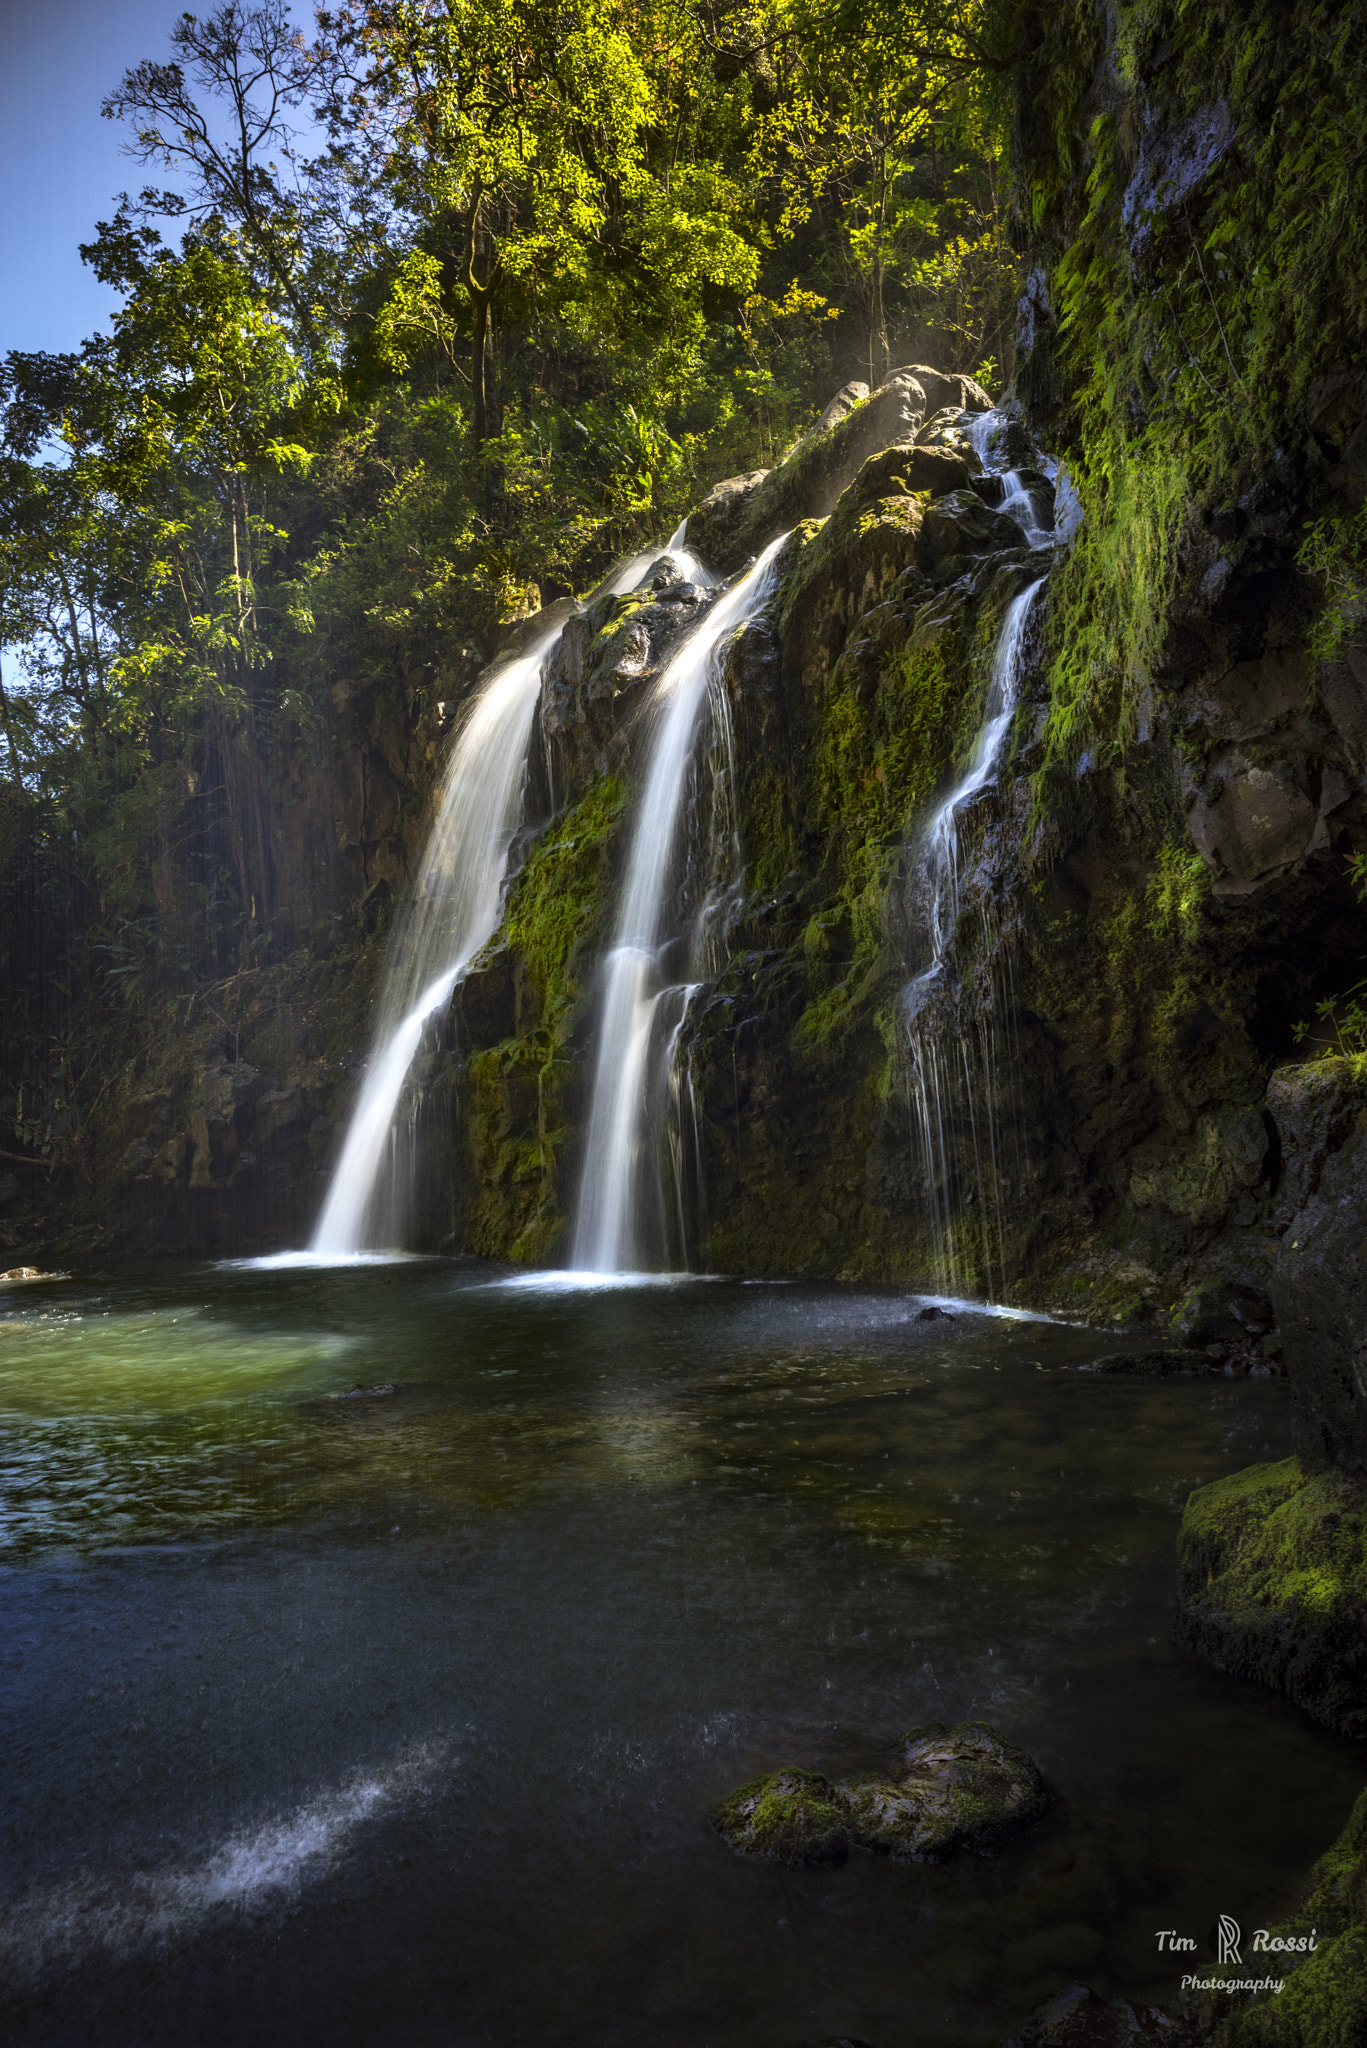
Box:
left=101, top=1, right=325, bottom=342
left=734, top=0, right=1016, bottom=381
left=315, top=0, right=761, bottom=440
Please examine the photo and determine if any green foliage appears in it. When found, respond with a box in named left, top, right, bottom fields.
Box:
left=1294, top=853, right=1367, bottom=1059
left=1298, top=505, right=1367, bottom=662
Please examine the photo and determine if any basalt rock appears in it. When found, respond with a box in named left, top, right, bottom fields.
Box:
left=1174, top=1456, right=1367, bottom=1739
left=838, top=1722, right=1049, bottom=1863
left=714, top=1768, right=851, bottom=1868
left=695, top=367, right=992, bottom=572
left=1269, top=1060, right=1367, bottom=1476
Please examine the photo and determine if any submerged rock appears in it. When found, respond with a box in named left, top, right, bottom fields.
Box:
left=838, top=1721, right=1048, bottom=1862
left=714, top=1768, right=850, bottom=1867
left=1004, top=1983, right=1183, bottom=2046
left=1174, top=1456, right=1367, bottom=1739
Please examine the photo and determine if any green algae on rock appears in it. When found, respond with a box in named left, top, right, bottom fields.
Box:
left=713, top=1768, right=851, bottom=1868
left=1174, top=1458, right=1367, bottom=1739
left=840, top=1721, right=1049, bottom=1863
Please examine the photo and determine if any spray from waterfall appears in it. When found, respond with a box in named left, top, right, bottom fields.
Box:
left=312, top=530, right=700, bottom=1257
left=572, top=532, right=789, bottom=1274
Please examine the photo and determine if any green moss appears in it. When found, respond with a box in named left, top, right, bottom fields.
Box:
left=1183, top=1791, right=1367, bottom=2046
left=1175, top=1458, right=1367, bottom=1738
left=503, top=775, right=627, bottom=1033
left=1024, top=0, right=1367, bottom=775
left=458, top=774, right=629, bottom=1262
left=714, top=1768, right=851, bottom=1868
left=788, top=588, right=987, bottom=1058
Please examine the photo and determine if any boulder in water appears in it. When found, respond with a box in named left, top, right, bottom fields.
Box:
left=838, top=1721, right=1048, bottom=1862
left=714, top=1768, right=851, bottom=1867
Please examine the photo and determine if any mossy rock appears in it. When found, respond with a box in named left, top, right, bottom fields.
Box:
left=714, top=1768, right=851, bottom=1868
left=840, top=1721, right=1048, bottom=1863
left=1179, top=1789, right=1367, bottom=2047
left=1174, top=1459, right=1367, bottom=1740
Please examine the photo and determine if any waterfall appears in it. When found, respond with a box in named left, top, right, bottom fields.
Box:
left=572, top=532, right=789, bottom=1274
left=312, top=532, right=699, bottom=1257
left=901, top=405, right=1054, bottom=1296
left=902, top=580, right=1044, bottom=1296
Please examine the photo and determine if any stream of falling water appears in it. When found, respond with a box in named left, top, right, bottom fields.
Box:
left=901, top=578, right=1044, bottom=1296
left=901, top=408, right=1054, bottom=1295
left=312, top=531, right=701, bottom=1257
left=572, top=533, right=790, bottom=1274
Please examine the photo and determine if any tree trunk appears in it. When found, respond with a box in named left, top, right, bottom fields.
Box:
left=471, top=292, right=490, bottom=444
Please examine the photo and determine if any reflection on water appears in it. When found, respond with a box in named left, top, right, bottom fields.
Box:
left=0, top=1261, right=1361, bottom=2047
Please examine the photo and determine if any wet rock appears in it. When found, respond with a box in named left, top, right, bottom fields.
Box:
left=917, top=490, right=1024, bottom=580
left=915, top=1304, right=955, bottom=1321
left=1003, top=1983, right=1185, bottom=2046
left=843, top=442, right=972, bottom=511
left=714, top=1768, right=850, bottom=1868
left=1185, top=754, right=1320, bottom=896
left=541, top=585, right=709, bottom=798
left=811, top=381, right=870, bottom=434
left=692, top=368, right=992, bottom=571
left=1175, top=1456, right=1367, bottom=1738
left=685, top=470, right=771, bottom=565
left=1179, top=645, right=1312, bottom=743
left=1122, top=98, right=1235, bottom=261
left=1128, top=1110, right=1270, bottom=1226
left=838, top=1722, right=1048, bottom=1862
left=1078, top=1349, right=1205, bottom=1375
left=1268, top=1059, right=1367, bottom=1475
left=255, top=1088, right=305, bottom=1148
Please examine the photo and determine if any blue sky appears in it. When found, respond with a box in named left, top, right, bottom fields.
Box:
left=0, top=0, right=317, bottom=359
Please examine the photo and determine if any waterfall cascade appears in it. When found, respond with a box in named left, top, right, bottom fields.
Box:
left=902, top=410, right=1053, bottom=1295
left=312, top=533, right=699, bottom=1256
left=572, top=533, right=790, bottom=1274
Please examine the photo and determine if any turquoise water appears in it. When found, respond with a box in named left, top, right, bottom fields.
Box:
left=0, top=1260, right=1360, bottom=2045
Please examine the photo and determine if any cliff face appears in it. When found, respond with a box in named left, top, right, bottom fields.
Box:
left=25, top=2, right=1367, bottom=1468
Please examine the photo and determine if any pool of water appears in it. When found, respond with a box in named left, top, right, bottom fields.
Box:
left=0, top=1260, right=1360, bottom=2046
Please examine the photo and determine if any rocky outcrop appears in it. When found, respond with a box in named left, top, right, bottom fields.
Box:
left=1267, top=1060, right=1367, bottom=1474
left=686, top=365, right=992, bottom=571
left=714, top=1723, right=1048, bottom=1871
left=1174, top=1456, right=1367, bottom=1738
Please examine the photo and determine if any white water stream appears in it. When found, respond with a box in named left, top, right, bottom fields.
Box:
left=313, top=532, right=700, bottom=1256
left=572, top=533, right=790, bottom=1273
left=902, top=578, right=1045, bottom=1291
